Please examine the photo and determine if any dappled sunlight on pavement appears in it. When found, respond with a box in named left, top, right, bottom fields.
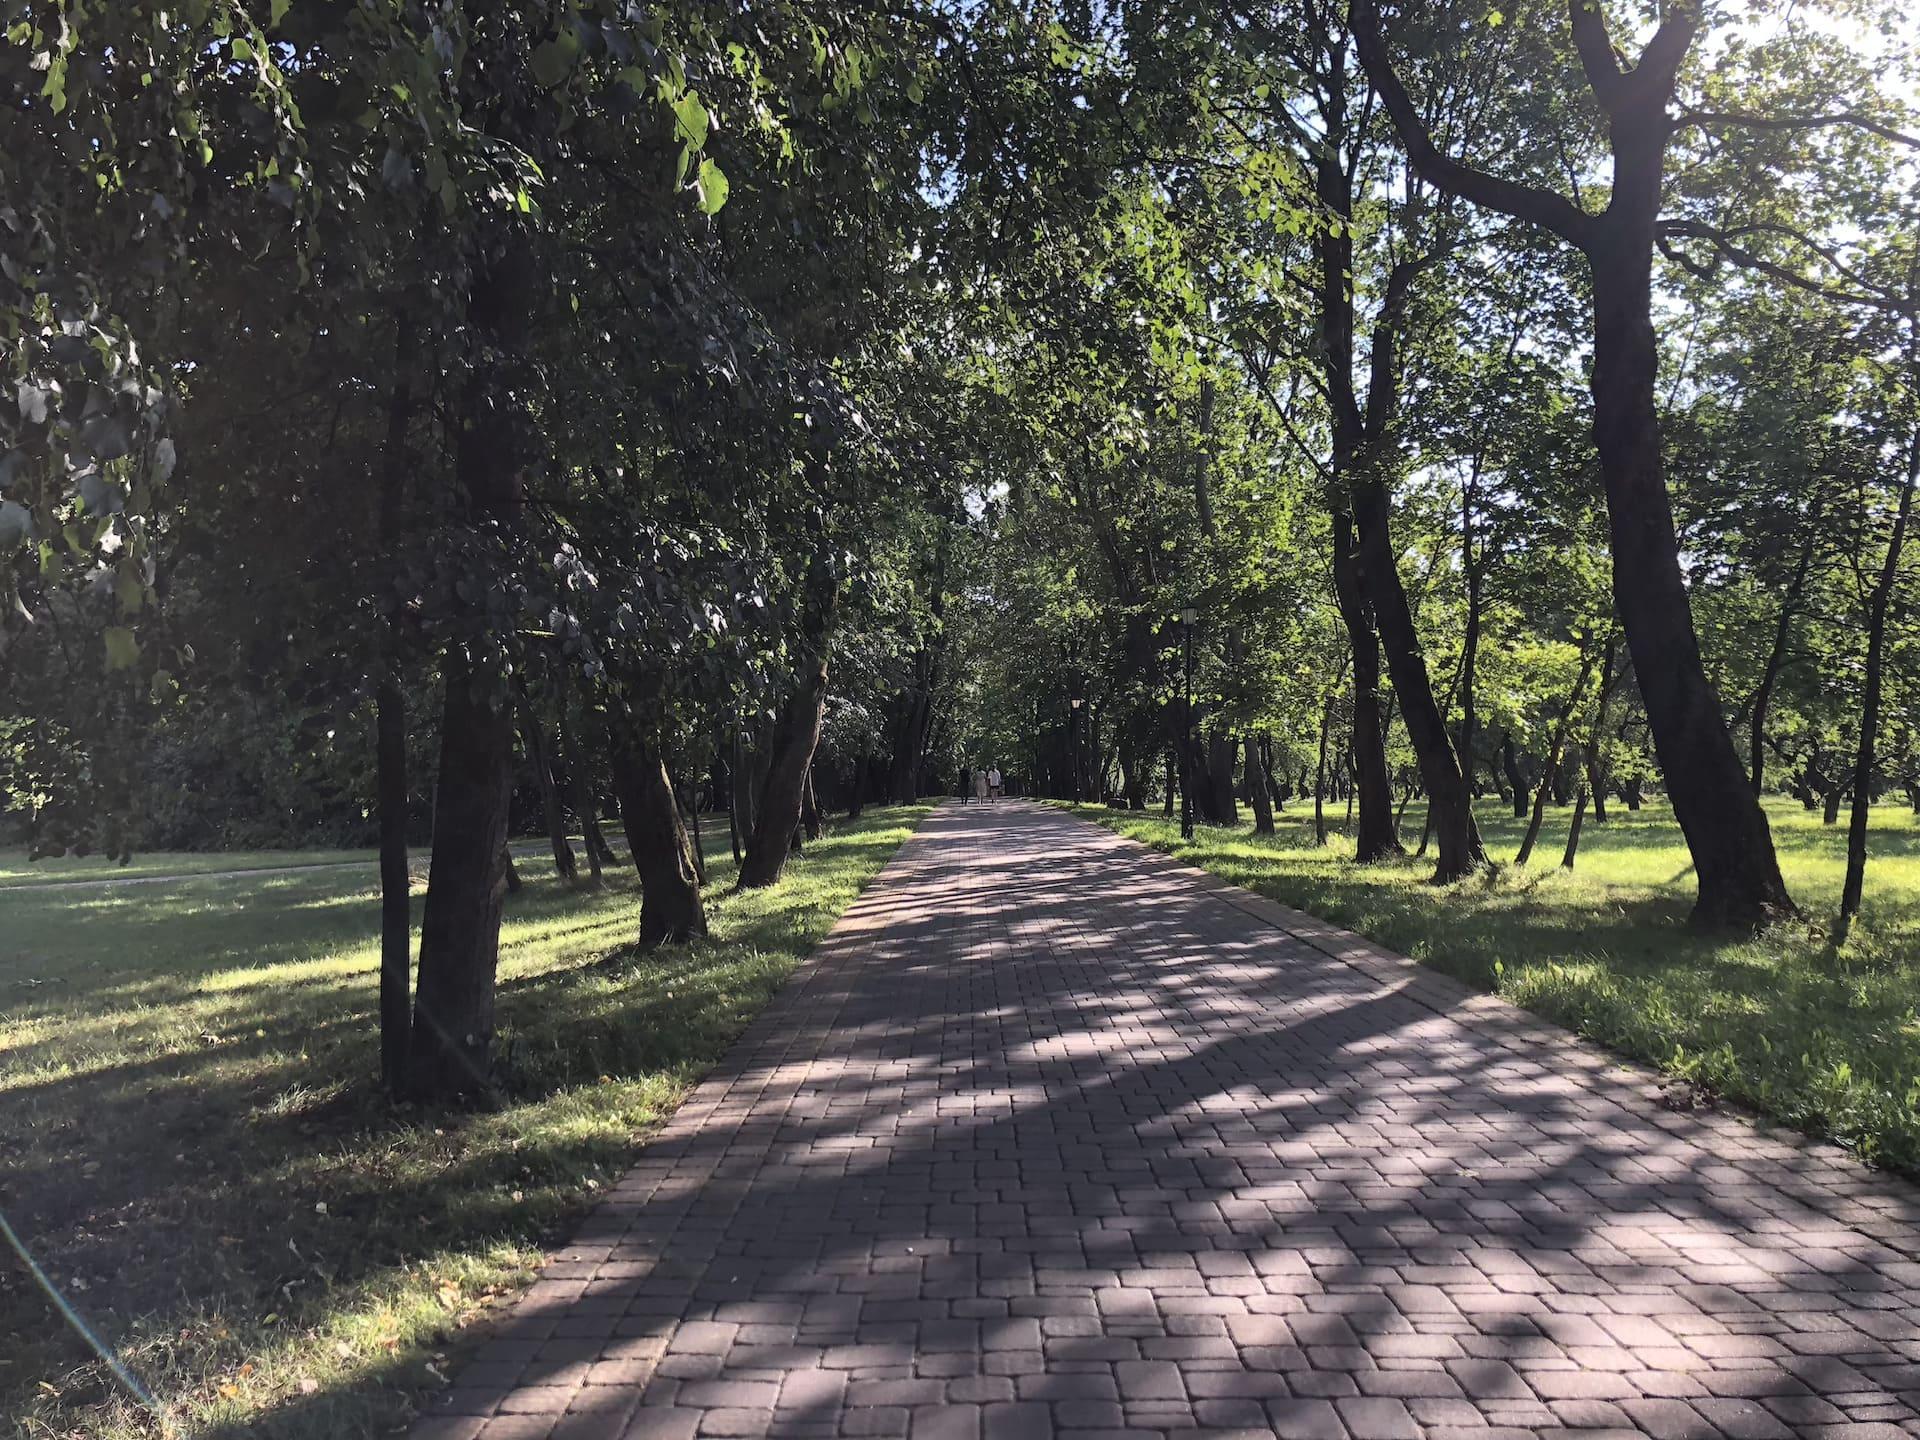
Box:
left=416, top=801, right=1920, bottom=1440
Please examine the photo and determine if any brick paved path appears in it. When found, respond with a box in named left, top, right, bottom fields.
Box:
left=421, top=802, right=1920, bottom=1440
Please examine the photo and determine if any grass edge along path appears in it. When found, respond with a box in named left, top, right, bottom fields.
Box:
left=2, top=805, right=932, bottom=1440
left=1064, top=799, right=1920, bottom=1179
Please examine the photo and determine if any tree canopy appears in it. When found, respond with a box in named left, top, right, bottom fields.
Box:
left=5, top=0, right=1919, bottom=1097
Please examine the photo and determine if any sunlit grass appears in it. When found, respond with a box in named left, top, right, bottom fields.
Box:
left=0, top=807, right=931, bottom=1439
left=0, top=838, right=563, bottom=889
left=1074, top=795, right=1920, bottom=1172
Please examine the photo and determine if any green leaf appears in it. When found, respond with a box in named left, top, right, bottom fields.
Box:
left=531, top=39, right=574, bottom=89
left=672, top=91, right=710, bottom=150
left=0, top=500, right=31, bottom=550
left=104, top=627, right=139, bottom=670
left=114, top=566, right=145, bottom=614
left=79, top=471, right=123, bottom=515
left=695, top=157, right=730, bottom=214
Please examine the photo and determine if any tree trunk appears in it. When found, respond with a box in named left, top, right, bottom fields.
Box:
left=802, top=764, right=822, bottom=841
left=373, top=313, right=416, bottom=1095
left=1351, top=467, right=1484, bottom=882
left=1750, top=524, right=1819, bottom=794
left=410, top=650, right=515, bottom=1101
left=1163, top=751, right=1176, bottom=817
left=1561, top=787, right=1590, bottom=871
left=1313, top=692, right=1333, bottom=846
left=1246, top=734, right=1275, bottom=835
left=1516, top=647, right=1599, bottom=867
left=683, top=775, right=707, bottom=887
left=518, top=689, right=577, bottom=883
left=1582, top=636, right=1622, bottom=825
left=1206, top=729, right=1239, bottom=824
left=1263, top=734, right=1288, bottom=811
left=1350, top=3, right=1790, bottom=925
left=729, top=722, right=751, bottom=864
left=847, top=752, right=868, bottom=819
left=1588, top=239, right=1794, bottom=927
left=375, top=680, right=412, bottom=1092
left=1501, top=730, right=1527, bottom=817
left=1835, top=385, right=1917, bottom=942
left=1331, top=513, right=1401, bottom=859
left=408, top=236, right=534, bottom=1102
left=741, top=564, right=835, bottom=889
left=610, top=722, right=706, bottom=946
left=557, top=702, right=604, bottom=886
left=1823, top=785, right=1844, bottom=826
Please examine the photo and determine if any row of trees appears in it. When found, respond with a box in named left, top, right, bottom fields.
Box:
left=4, top=0, right=1917, bottom=1103
left=945, top=0, right=1919, bottom=944
left=1, top=2, right=1016, bottom=1100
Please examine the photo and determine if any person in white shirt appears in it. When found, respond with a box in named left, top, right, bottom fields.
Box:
left=973, top=767, right=990, bottom=803
left=987, top=765, right=1003, bottom=800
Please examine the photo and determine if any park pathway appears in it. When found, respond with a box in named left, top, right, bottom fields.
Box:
left=418, top=802, right=1920, bottom=1440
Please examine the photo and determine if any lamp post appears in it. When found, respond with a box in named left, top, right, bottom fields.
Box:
left=1069, top=696, right=1084, bottom=803
left=1180, top=606, right=1197, bottom=839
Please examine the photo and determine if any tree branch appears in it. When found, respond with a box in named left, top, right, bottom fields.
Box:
left=1656, top=219, right=1914, bottom=315
left=1678, top=108, right=1920, bottom=151
left=1348, top=0, right=1596, bottom=248
left=1567, top=0, right=1626, bottom=112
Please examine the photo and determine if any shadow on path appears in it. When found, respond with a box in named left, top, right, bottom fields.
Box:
left=357, top=802, right=1920, bottom=1440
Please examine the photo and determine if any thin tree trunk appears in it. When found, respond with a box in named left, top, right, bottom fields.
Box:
left=1331, top=512, right=1401, bottom=859
left=558, top=701, right=604, bottom=886
left=1246, top=734, right=1275, bottom=835
left=1582, top=634, right=1622, bottom=826
left=519, top=689, right=577, bottom=883
left=1314, top=692, right=1332, bottom=846
left=1502, top=730, right=1527, bottom=817
left=728, top=721, right=749, bottom=864
left=802, top=764, right=822, bottom=842
left=847, top=752, right=868, bottom=819
left=1352, top=464, right=1484, bottom=882
left=373, top=312, right=416, bottom=1095
left=1561, top=787, right=1590, bottom=870
left=1516, top=647, right=1600, bottom=866
left=1750, top=521, right=1820, bottom=794
left=684, top=775, right=707, bottom=887
left=742, top=561, right=836, bottom=888
left=1836, top=387, right=1919, bottom=943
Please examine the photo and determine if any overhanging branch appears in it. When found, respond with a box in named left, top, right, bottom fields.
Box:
left=1348, top=0, right=1597, bottom=249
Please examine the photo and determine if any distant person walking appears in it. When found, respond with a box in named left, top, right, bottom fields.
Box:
left=988, top=765, right=1003, bottom=801
left=973, top=767, right=990, bottom=804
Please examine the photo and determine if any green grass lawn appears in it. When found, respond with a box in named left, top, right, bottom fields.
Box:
left=0, top=807, right=931, bottom=1439
left=0, top=837, right=568, bottom=889
left=0, top=847, right=383, bottom=888
left=1073, top=795, right=1920, bottom=1174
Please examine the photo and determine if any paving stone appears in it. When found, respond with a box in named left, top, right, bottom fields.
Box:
left=418, top=803, right=1920, bottom=1439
